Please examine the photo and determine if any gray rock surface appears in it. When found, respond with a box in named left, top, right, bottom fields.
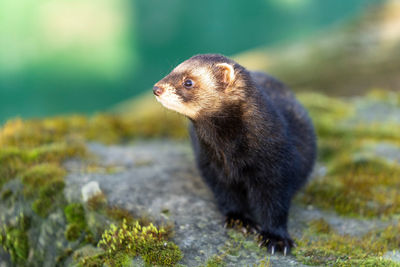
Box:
left=352, top=96, right=400, bottom=124
left=64, top=141, right=389, bottom=266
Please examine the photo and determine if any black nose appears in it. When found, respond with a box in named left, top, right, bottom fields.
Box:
left=153, top=86, right=163, bottom=96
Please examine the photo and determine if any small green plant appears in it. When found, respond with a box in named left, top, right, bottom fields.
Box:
left=0, top=213, right=31, bottom=264
left=64, top=203, right=90, bottom=242
left=64, top=203, right=86, bottom=226
left=80, top=219, right=182, bottom=267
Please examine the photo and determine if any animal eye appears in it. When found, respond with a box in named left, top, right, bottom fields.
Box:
left=183, top=79, right=194, bottom=89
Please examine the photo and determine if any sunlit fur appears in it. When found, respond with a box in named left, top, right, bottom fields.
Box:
left=154, top=55, right=247, bottom=119
left=155, top=83, right=200, bottom=118
left=153, top=54, right=317, bottom=254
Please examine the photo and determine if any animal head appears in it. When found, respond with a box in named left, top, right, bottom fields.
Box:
left=153, top=54, right=248, bottom=119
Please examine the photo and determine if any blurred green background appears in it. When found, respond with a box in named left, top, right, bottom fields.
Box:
left=0, top=0, right=379, bottom=124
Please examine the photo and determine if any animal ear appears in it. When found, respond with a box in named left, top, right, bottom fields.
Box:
left=216, top=63, right=235, bottom=87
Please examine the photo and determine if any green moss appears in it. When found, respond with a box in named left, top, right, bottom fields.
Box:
left=0, top=103, right=186, bottom=150
left=301, top=157, right=400, bottom=217
left=298, top=92, right=353, bottom=119
left=63, top=203, right=96, bottom=244
left=84, top=164, right=124, bottom=174
left=379, top=222, right=400, bottom=248
left=64, top=203, right=86, bottom=226
left=308, top=218, right=332, bottom=234
left=297, top=90, right=400, bottom=217
left=55, top=248, right=74, bottom=264
left=86, top=193, right=108, bottom=211
left=142, top=241, right=183, bottom=266
left=202, top=254, right=226, bottom=267
left=295, top=91, right=400, bottom=265
left=28, top=142, right=86, bottom=162
left=330, top=156, right=397, bottom=176
left=20, top=164, right=67, bottom=217
left=37, top=178, right=65, bottom=200
left=298, top=92, right=354, bottom=139
left=366, top=89, right=400, bottom=107
left=104, top=206, right=158, bottom=232
left=32, top=197, right=52, bottom=217
left=77, top=253, right=105, bottom=267
left=105, top=206, right=136, bottom=224
left=0, top=117, right=79, bottom=148
left=351, top=123, right=400, bottom=141
left=335, top=258, right=400, bottom=267
left=299, top=91, right=400, bottom=142
left=201, top=230, right=268, bottom=267
left=0, top=142, right=85, bottom=192
left=0, top=214, right=30, bottom=264
left=21, top=163, right=65, bottom=196
left=80, top=219, right=183, bottom=267
left=0, top=142, right=83, bottom=190
left=0, top=148, right=28, bottom=188
left=65, top=223, right=84, bottom=241
left=256, top=257, right=272, bottom=267
left=63, top=203, right=88, bottom=242
left=294, top=219, right=400, bottom=266
left=1, top=228, right=29, bottom=262
left=82, top=114, right=127, bottom=144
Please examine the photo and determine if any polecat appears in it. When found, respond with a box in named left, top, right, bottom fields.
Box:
left=153, top=54, right=316, bottom=255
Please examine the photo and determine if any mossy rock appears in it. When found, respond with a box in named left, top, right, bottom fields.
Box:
left=1, top=81, right=400, bottom=266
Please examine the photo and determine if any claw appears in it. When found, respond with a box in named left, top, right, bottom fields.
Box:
left=257, top=231, right=294, bottom=255
left=224, top=215, right=258, bottom=236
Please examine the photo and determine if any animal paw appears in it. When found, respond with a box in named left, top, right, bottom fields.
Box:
left=223, top=213, right=259, bottom=235
left=257, top=231, right=295, bottom=256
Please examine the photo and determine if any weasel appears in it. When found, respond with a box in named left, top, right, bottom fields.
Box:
left=153, top=54, right=316, bottom=254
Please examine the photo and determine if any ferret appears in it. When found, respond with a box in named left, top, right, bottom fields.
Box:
left=153, top=54, right=316, bottom=255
